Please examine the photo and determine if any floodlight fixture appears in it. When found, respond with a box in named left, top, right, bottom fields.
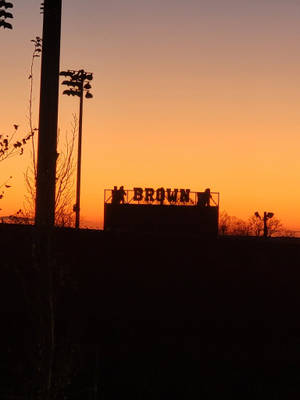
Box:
left=62, top=89, right=80, bottom=97
left=0, top=1, right=13, bottom=9
left=254, top=211, right=275, bottom=237
left=59, top=70, right=74, bottom=78
left=0, top=0, right=13, bottom=29
left=0, top=9, right=12, bottom=18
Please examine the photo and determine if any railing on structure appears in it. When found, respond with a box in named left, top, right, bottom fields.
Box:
left=104, top=188, right=219, bottom=207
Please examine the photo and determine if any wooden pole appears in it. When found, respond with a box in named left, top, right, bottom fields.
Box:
left=35, top=0, right=62, bottom=227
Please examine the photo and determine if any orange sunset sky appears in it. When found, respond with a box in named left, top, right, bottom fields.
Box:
left=1, top=0, right=300, bottom=230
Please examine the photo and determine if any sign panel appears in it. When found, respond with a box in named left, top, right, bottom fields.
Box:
left=104, top=186, right=219, bottom=236
left=105, top=187, right=219, bottom=207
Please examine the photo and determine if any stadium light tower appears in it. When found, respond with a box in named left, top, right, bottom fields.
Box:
left=35, top=0, right=62, bottom=228
left=60, top=69, right=93, bottom=229
left=255, top=211, right=274, bottom=238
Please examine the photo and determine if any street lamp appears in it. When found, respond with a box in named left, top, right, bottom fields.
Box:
left=255, top=211, right=274, bottom=238
left=60, top=69, right=93, bottom=229
left=0, top=1, right=13, bottom=29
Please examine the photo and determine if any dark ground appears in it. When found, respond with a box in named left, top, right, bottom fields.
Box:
left=1, top=224, right=300, bottom=398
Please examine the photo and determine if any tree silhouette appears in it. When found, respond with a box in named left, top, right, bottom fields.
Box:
left=0, top=175, right=12, bottom=205
left=248, top=214, right=264, bottom=237
left=23, top=117, right=77, bottom=227
left=0, top=124, right=34, bottom=162
left=219, top=211, right=286, bottom=237
left=0, top=124, right=34, bottom=214
left=266, top=216, right=283, bottom=237
left=29, top=36, right=42, bottom=178
left=0, top=38, right=40, bottom=219
left=0, top=39, right=41, bottom=163
left=218, top=211, right=231, bottom=235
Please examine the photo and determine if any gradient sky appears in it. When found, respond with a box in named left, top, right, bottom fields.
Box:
left=1, top=0, right=300, bottom=229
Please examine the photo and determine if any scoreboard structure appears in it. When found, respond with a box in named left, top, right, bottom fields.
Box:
left=104, top=186, right=219, bottom=236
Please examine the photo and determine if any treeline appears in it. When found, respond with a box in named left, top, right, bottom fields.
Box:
left=219, top=211, right=294, bottom=237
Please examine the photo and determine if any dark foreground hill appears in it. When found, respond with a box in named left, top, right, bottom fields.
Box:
left=1, top=224, right=300, bottom=398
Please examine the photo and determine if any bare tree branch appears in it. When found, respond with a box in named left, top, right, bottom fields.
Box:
left=24, top=115, right=77, bottom=227
left=28, top=36, right=42, bottom=179
left=0, top=124, right=34, bottom=162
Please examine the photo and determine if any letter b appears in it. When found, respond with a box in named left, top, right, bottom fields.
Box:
left=133, top=187, right=143, bottom=201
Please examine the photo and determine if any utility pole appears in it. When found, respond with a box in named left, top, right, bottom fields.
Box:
left=35, top=0, right=62, bottom=228
left=32, top=4, right=62, bottom=399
